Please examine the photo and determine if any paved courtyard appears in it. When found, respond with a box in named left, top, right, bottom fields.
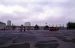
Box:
left=0, top=30, right=75, bottom=48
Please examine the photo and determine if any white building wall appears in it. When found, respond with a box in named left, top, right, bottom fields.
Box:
left=7, top=20, right=11, bottom=26
left=24, top=22, right=31, bottom=26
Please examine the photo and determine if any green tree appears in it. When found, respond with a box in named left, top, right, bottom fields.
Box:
left=67, top=22, right=75, bottom=29
left=34, top=24, right=39, bottom=30
left=44, top=25, right=49, bottom=30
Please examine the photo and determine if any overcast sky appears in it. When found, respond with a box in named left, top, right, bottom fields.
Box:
left=0, top=0, right=75, bottom=26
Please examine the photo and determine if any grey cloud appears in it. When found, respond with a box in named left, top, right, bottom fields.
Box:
left=0, top=0, right=75, bottom=25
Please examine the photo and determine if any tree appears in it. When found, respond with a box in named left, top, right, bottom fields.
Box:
left=34, top=24, right=39, bottom=30
left=44, top=25, right=49, bottom=30
left=67, top=22, right=75, bottom=29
